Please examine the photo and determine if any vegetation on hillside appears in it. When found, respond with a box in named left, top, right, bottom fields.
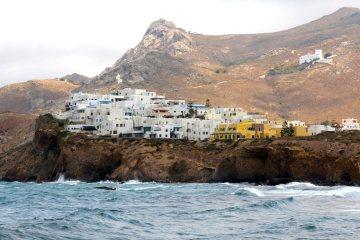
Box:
left=267, top=62, right=312, bottom=76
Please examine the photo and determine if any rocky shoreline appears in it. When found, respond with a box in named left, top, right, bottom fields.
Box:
left=0, top=114, right=359, bottom=185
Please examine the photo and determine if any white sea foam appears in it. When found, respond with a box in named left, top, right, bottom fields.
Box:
left=266, top=183, right=360, bottom=198
left=56, top=173, right=65, bottom=182
left=243, top=187, right=265, bottom=197
left=321, top=187, right=360, bottom=198
left=276, top=182, right=317, bottom=189
left=133, top=185, right=167, bottom=191
left=123, top=180, right=143, bottom=185
left=222, top=182, right=240, bottom=187
left=52, top=174, right=81, bottom=185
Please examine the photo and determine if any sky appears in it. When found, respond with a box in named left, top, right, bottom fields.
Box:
left=0, top=0, right=360, bottom=87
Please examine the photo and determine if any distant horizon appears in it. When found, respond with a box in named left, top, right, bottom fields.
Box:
left=1, top=0, right=360, bottom=87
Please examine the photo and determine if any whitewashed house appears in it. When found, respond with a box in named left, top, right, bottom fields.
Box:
left=308, top=125, right=335, bottom=135
left=205, top=107, right=247, bottom=123
left=299, top=49, right=323, bottom=65
left=342, top=118, right=360, bottom=131
left=286, top=120, right=306, bottom=127
left=180, top=118, right=222, bottom=141
left=144, top=124, right=182, bottom=139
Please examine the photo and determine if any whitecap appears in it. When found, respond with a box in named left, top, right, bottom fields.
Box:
left=321, top=186, right=360, bottom=198
left=221, top=182, right=240, bottom=187
left=276, top=182, right=317, bottom=189
left=133, top=185, right=167, bottom=191
left=123, top=180, right=143, bottom=185
left=51, top=174, right=81, bottom=185
left=243, top=187, right=265, bottom=197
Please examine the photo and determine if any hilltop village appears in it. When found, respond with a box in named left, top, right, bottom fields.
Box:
left=57, top=88, right=359, bottom=141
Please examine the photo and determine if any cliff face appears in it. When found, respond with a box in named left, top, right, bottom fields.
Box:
left=1, top=115, right=359, bottom=185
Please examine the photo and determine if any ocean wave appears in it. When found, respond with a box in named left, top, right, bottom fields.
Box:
left=51, top=174, right=81, bottom=185
left=122, top=180, right=143, bottom=185
left=249, top=197, right=294, bottom=209
left=320, top=187, right=360, bottom=198
left=243, top=187, right=265, bottom=197
left=275, top=182, right=318, bottom=190
left=232, top=187, right=265, bottom=197
left=121, top=185, right=168, bottom=192
left=268, top=183, right=360, bottom=198
left=221, top=182, right=240, bottom=187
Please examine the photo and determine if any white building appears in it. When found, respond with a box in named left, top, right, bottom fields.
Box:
left=191, top=104, right=209, bottom=116
left=144, top=124, right=182, bottom=139
left=287, top=120, right=306, bottom=127
left=299, top=49, right=323, bottom=65
left=180, top=118, right=222, bottom=141
left=66, top=124, right=97, bottom=133
left=205, top=107, right=247, bottom=123
left=342, top=118, right=360, bottom=131
left=308, top=124, right=335, bottom=136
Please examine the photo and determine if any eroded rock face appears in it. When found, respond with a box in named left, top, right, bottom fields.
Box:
left=93, top=19, right=193, bottom=86
left=0, top=115, right=359, bottom=185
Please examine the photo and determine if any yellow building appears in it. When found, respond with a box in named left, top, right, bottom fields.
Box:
left=273, top=127, right=283, bottom=138
left=211, top=120, right=286, bottom=141
left=254, top=123, right=280, bottom=138
left=211, top=120, right=256, bottom=141
left=293, top=126, right=309, bottom=137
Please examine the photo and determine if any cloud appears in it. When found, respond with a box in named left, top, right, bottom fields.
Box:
left=0, top=0, right=359, bottom=86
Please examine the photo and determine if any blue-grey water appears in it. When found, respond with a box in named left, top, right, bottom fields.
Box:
left=1, top=180, right=360, bottom=240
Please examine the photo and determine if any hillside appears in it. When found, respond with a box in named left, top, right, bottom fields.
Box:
left=0, top=79, right=79, bottom=114
left=60, top=73, right=90, bottom=85
left=88, top=7, right=360, bottom=122
left=0, top=112, right=36, bottom=154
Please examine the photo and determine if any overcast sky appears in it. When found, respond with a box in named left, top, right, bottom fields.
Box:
left=1, top=0, right=359, bottom=87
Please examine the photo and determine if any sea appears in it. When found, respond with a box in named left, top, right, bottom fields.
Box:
left=1, top=179, right=359, bottom=240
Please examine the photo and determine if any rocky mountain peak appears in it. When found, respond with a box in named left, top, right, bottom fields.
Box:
left=335, top=7, right=360, bottom=15
left=145, top=18, right=177, bottom=35
left=138, top=18, right=193, bottom=56
left=92, top=18, right=194, bottom=86
left=60, top=73, right=90, bottom=85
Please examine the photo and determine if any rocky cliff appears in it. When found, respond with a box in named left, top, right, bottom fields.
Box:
left=1, top=114, right=359, bottom=185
